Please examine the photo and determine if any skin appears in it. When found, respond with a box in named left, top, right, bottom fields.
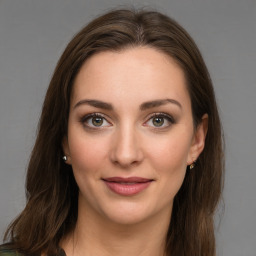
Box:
left=62, top=47, right=208, bottom=256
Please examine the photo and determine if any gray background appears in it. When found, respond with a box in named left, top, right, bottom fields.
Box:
left=0, top=0, right=255, bottom=255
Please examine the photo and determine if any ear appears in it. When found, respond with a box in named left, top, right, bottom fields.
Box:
left=62, top=136, right=72, bottom=165
left=187, top=114, right=208, bottom=165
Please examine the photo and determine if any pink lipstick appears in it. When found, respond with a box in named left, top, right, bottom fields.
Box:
left=102, top=177, right=153, bottom=196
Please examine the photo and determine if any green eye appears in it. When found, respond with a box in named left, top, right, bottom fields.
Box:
left=152, top=117, right=164, bottom=127
left=81, top=114, right=111, bottom=128
left=144, top=113, right=175, bottom=128
left=92, top=116, right=104, bottom=126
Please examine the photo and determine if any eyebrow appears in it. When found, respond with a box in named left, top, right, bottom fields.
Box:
left=74, top=99, right=113, bottom=110
left=140, top=99, right=182, bottom=110
left=73, top=98, right=182, bottom=111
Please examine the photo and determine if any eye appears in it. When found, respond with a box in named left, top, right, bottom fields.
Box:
left=81, top=113, right=111, bottom=128
left=144, top=113, right=175, bottom=128
left=152, top=116, right=165, bottom=127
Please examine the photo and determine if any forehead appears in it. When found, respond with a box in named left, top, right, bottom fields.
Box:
left=71, top=47, right=190, bottom=108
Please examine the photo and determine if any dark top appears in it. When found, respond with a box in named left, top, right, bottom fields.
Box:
left=0, top=248, right=66, bottom=256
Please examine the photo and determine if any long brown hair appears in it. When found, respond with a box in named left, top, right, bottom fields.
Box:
left=3, top=8, right=224, bottom=256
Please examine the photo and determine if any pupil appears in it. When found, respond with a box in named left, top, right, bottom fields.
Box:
left=92, top=117, right=103, bottom=126
left=153, top=117, right=164, bottom=126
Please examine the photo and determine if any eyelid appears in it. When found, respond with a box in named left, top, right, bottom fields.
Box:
left=80, top=113, right=112, bottom=128
left=143, top=112, right=175, bottom=128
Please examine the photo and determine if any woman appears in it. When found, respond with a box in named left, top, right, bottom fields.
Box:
left=1, top=8, right=224, bottom=256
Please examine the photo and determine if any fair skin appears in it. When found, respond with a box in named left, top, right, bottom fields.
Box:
left=62, top=47, right=208, bottom=256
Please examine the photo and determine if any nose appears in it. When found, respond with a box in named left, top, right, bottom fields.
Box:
left=110, top=125, right=144, bottom=168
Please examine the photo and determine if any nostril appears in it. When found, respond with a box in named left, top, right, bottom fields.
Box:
left=111, top=158, right=141, bottom=168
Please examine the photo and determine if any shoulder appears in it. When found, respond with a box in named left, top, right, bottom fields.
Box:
left=0, top=248, right=24, bottom=256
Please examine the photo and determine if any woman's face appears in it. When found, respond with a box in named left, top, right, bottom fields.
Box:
left=64, top=47, right=207, bottom=225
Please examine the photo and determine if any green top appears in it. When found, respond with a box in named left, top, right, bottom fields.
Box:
left=0, top=249, right=24, bottom=256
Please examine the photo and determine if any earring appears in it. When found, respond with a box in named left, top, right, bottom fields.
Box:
left=62, top=155, right=67, bottom=162
left=189, top=162, right=195, bottom=169
left=189, top=160, right=196, bottom=170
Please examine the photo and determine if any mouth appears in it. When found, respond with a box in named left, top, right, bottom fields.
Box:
left=102, top=177, right=154, bottom=196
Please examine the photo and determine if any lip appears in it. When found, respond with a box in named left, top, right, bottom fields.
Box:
left=102, top=176, right=153, bottom=196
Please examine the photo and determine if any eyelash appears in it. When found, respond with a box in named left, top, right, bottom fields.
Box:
left=80, top=113, right=111, bottom=129
left=79, top=112, right=175, bottom=130
left=143, top=112, right=175, bottom=129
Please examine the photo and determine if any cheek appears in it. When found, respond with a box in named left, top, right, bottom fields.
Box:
left=67, top=133, right=110, bottom=200
left=68, top=130, right=109, bottom=177
left=146, top=133, right=191, bottom=171
left=144, top=132, right=192, bottom=195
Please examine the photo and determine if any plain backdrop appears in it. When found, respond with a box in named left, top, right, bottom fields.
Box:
left=0, top=0, right=255, bottom=255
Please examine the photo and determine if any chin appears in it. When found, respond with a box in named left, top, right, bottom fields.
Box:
left=104, top=209, right=152, bottom=226
left=99, top=199, right=171, bottom=226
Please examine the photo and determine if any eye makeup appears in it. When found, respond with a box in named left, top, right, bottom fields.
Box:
left=142, top=112, right=176, bottom=132
left=79, top=113, right=112, bottom=130
left=78, top=111, right=176, bottom=132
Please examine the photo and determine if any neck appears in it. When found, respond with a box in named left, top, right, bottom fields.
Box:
left=61, top=197, right=172, bottom=256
